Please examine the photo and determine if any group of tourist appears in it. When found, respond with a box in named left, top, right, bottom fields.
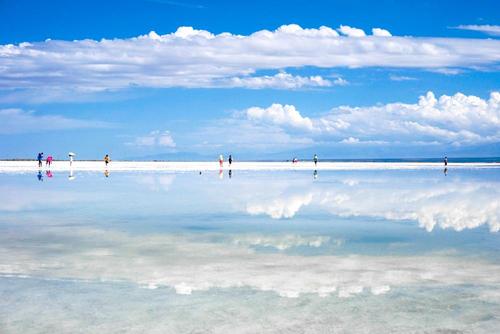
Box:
left=217, top=154, right=320, bottom=167
left=291, top=154, right=319, bottom=165
left=36, top=152, right=53, bottom=168
left=218, top=154, right=233, bottom=167
left=36, top=153, right=111, bottom=167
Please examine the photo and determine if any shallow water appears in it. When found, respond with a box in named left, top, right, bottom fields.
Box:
left=1, top=168, right=499, bottom=333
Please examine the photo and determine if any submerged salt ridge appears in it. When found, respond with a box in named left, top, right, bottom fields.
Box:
left=0, top=160, right=499, bottom=172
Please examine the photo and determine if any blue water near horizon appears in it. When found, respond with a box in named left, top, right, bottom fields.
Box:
left=0, top=168, right=499, bottom=333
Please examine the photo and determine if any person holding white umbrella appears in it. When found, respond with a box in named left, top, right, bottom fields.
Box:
left=68, top=152, right=76, bottom=166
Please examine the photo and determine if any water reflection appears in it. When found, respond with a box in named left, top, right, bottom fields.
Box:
left=1, top=226, right=499, bottom=299
left=8, top=169, right=500, bottom=234
left=1, top=169, right=500, bottom=332
left=238, top=172, right=500, bottom=233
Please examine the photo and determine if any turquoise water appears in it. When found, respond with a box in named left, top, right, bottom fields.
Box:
left=1, top=168, right=499, bottom=333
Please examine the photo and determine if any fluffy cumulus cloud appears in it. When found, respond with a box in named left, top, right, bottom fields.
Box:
left=247, top=103, right=314, bottom=131
left=454, top=24, right=500, bottom=36
left=372, top=28, right=392, bottom=37
left=244, top=91, right=500, bottom=146
left=129, top=130, right=176, bottom=147
left=1, top=24, right=499, bottom=95
left=338, top=25, right=366, bottom=37
left=0, top=108, right=111, bottom=134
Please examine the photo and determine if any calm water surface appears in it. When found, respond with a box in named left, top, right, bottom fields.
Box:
left=1, top=168, right=499, bottom=333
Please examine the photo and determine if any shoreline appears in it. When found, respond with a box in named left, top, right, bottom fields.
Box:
left=1, top=160, right=499, bottom=172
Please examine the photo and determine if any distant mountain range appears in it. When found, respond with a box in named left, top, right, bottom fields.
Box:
left=125, top=148, right=499, bottom=163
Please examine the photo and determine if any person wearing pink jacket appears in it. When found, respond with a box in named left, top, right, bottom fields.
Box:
left=46, top=155, right=53, bottom=167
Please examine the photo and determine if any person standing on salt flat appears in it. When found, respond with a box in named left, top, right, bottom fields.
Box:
left=104, top=154, right=110, bottom=167
left=219, top=154, right=224, bottom=168
left=444, top=156, right=448, bottom=166
left=37, top=152, right=43, bottom=168
left=228, top=154, right=233, bottom=167
left=46, top=155, right=53, bottom=167
left=68, top=152, right=75, bottom=166
left=313, top=154, right=318, bottom=167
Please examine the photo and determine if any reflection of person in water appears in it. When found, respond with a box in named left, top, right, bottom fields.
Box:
left=104, top=170, right=110, bottom=178
left=444, top=167, right=448, bottom=176
left=46, top=170, right=53, bottom=178
left=37, top=170, right=43, bottom=181
left=313, top=170, right=318, bottom=179
left=229, top=169, right=232, bottom=179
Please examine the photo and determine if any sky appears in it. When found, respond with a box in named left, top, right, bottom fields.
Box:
left=0, top=0, right=499, bottom=160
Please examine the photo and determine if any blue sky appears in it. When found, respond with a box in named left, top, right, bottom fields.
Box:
left=0, top=0, right=499, bottom=159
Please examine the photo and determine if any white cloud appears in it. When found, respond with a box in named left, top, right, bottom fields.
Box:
left=454, top=24, right=500, bottom=36
left=1, top=24, right=499, bottom=96
left=226, top=72, right=334, bottom=89
left=340, top=137, right=360, bottom=144
left=389, top=75, right=417, bottom=81
left=0, top=108, right=111, bottom=134
left=247, top=103, right=314, bottom=131
left=338, top=25, right=366, bottom=37
left=372, top=28, right=392, bottom=37
left=332, top=76, right=349, bottom=85
left=244, top=91, right=500, bottom=146
left=129, top=130, right=176, bottom=147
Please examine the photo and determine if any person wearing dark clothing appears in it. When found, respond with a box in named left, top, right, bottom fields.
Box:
left=313, top=154, right=318, bottom=166
left=444, top=156, right=448, bottom=166
left=228, top=154, right=233, bottom=166
left=37, top=152, right=43, bottom=168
